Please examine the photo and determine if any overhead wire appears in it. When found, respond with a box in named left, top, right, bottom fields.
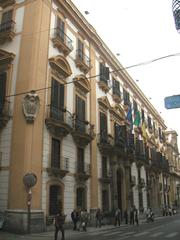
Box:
left=5, top=52, right=180, bottom=98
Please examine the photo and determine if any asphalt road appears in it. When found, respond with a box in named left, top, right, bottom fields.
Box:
left=0, top=214, right=180, bottom=240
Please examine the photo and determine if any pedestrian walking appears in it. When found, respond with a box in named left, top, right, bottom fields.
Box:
left=76, top=209, right=81, bottom=231
left=130, top=207, right=134, bottom=225
left=80, top=209, right=89, bottom=231
left=114, top=207, right=121, bottom=226
left=134, top=207, right=139, bottom=226
left=124, top=209, right=128, bottom=224
left=71, top=209, right=79, bottom=230
left=95, top=208, right=103, bottom=228
left=54, top=210, right=66, bottom=240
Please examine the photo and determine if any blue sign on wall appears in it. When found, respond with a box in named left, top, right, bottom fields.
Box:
left=164, top=95, right=180, bottom=109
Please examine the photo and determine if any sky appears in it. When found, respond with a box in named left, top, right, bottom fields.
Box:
left=73, top=0, right=180, bottom=148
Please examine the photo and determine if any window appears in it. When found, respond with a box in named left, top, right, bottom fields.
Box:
left=49, top=185, right=62, bottom=215
left=114, top=123, right=126, bottom=145
left=76, top=187, right=86, bottom=210
left=102, top=156, right=107, bottom=177
left=76, top=95, right=86, bottom=132
left=51, top=138, right=60, bottom=168
left=102, top=190, right=109, bottom=212
left=112, top=79, right=120, bottom=96
left=100, top=112, right=108, bottom=142
left=0, top=72, right=7, bottom=115
left=51, top=78, right=64, bottom=120
left=147, top=116, right=152, bottom=129
left=141, top=109, right=145, bottom=123
left=133, top=100, right=137, bottom=112
left=77, top=39, right=84, bottom=61
left=123, top=88, right=130, bottom=105
left=77, top=147, right=84, bottom=173
left=0, top=10, right=13, bottom=33
left=57, top=17, right=65, bottom=42
left=159, top=127, right=162, bottom=141
left=99, top=63, right=109, bottom=83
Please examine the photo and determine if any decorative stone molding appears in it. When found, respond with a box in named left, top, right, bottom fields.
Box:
left=22, top=91, right=40, bottom=123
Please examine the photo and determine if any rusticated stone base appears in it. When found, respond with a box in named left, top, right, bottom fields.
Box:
left=4, top=209, right=45, bottom=233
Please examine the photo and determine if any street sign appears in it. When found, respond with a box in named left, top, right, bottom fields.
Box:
left=164, top=95, right=180, bottom=109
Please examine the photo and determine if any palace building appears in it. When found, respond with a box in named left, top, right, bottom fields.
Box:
left=0, top=0, right=180, bottom=233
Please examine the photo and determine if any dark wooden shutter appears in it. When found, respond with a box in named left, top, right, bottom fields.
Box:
left=0, top=72, right=7, bottom=114
left=141, top=109, right=145, bottom=122
left=78, top=39, right=84, bottom=60
left=100, top=112, right=107, bottom=142
left=76, top=96, right=85, bottom=132
left=51, top=138, right=60, bottom=168
left=105, top=67, right=109, bottom=81
left=57, top=17, right=64, bottom=41
left=77, top=148, right=84, bottom=172
left=59, top=84, right=64, bottom=109
left=148, top=116, right=152, bottom=129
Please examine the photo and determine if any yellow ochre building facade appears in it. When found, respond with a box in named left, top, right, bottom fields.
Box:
left=0, top=0, right=180, bottom=233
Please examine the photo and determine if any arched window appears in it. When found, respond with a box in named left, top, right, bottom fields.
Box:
left=49, top=185, right=63, bottom=215
left=76, top=187, right=86, bottom=210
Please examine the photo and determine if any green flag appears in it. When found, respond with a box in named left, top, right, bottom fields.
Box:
left=134, top=110, right=141, bottom=127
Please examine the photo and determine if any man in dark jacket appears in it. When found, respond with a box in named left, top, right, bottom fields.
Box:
left=71, top=209, right=79, bottom=230
left=54, top=210, right=66, bottom=240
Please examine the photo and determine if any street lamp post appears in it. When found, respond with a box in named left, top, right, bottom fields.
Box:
left=23, top=173, right=37, bottom=233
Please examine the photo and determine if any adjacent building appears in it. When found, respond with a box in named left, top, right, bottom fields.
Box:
left=0, top=0, right=180, bottom=233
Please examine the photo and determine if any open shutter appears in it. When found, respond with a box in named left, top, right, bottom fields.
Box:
left=105, top=67, right=109, bottom=81
left=100, top=112, right=107, bottom=141
left=59, top=84, right=64, bottom=109
left=0, top=72, right=7, bottom=114
left=56, top=17, right=65, bottom=41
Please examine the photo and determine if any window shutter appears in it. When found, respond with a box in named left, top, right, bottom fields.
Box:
left=100, top=112, right=107, bottom=133
left=105, top=67, right=109, bottom=81
left=77, top=148, right=84, bottom=172
left=51, top=138, right=60, bottom=168
left=141, top=109, right=145, bottom=122
left=0, top=72, right=7, bottom=114
left=51, top=79, right=58, bottom=108
left=59, top=84, right=64, bottom=109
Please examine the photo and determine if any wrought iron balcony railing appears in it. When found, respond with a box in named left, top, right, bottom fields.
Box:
left=0, top=20, right=15, bottom=33
left=53, top=28, right=73, bottom=50
left=0, top=100, right=11, bottom=129
left=47, top=105, right=73, bottom=127
left=46, top=156, right=69, bottom=178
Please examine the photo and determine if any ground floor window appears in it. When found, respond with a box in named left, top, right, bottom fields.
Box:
left=49, top=185, right=63, bottom=215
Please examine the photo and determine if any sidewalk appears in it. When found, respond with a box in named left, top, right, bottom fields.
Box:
left=0, top=225, right=118, bottom=240
left=0, top=215, right=165, bottom=240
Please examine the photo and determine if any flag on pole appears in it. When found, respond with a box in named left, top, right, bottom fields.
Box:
left=126, top=104, right=133, bottom=130
left=133, top=110, right=141, bottom=127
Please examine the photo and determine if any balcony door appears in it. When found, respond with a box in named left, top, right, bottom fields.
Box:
left=75, top=95, right=85, bottom=132
left=51, top=78, right=64, bottom=121
left=0, top=72, right=6, bottom=115
left=51, top=138, right=60, bottom=168
left=100, top=112, right=107, bottom=142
